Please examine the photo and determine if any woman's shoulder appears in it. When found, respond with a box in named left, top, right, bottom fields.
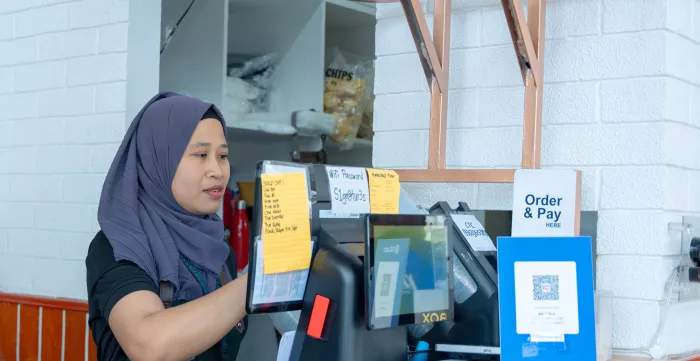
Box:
left=85, top=230, right=150, bottom=291
left=86, top=230, right=157, bottom=308
left=86, top=230, right=115, bottom=268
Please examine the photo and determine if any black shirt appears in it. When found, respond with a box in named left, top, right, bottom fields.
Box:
left=86, top=231, right=159, bottom=361
left=86, top=231, right=246, bottom=361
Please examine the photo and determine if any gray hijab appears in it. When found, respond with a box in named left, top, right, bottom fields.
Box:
left=98, top=92, right=230, bottom=301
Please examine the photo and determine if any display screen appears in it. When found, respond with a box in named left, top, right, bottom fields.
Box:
left=365, top=215, right=453, bottom=330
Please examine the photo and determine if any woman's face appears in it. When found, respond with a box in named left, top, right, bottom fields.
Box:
left=172, top=118, right=230, bottom=215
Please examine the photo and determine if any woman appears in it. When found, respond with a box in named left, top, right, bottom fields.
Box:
left=85, top=92, right=248, bottom=361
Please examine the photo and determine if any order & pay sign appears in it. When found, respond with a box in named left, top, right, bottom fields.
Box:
left=511, top=169, right=582, bottom=237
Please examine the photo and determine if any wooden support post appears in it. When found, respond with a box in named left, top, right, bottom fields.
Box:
left=520, top=0, right=545, bottom=169
left=353, top=0, right=548, bottom=183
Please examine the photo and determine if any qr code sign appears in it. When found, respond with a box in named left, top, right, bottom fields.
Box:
left=533, top=275, right=559, bottom=301
left=380, top=273, right=392, bottom=296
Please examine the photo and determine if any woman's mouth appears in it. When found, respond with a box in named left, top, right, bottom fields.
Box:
left=204, top=185, right=224, bottom=199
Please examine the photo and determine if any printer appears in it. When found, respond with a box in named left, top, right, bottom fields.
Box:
left=244, top=161, right=501, bottom=361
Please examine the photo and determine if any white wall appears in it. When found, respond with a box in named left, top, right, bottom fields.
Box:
left=373, top=0, right=700, bottom=356
left=0, top=0, right=159, bottom=300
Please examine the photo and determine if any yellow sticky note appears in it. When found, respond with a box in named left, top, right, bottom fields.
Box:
left=367, top=168, right=400, bottom=214
left=261, top=172, right=311, bottom=274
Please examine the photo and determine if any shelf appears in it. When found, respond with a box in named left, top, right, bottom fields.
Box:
left=223, top=110, right=373, bottom=150
left=325, top=137, right=373, bottom=150
left=228, top=0, right=375, bottom=17
left=326, top=0, right=376, bottom=28
left=161, top=0, right=375, bottom=152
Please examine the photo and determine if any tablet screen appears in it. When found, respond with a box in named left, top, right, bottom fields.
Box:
left=365, top=215, right=453, bottom=330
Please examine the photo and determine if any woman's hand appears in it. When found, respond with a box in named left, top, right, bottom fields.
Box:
left=108, top=274, right=248, bottom=361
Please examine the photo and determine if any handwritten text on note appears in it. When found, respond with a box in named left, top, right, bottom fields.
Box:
left=326, top=166, right=370, bottom=215
left=367, top=169, right=400, bottom=214
left=261, top=172, right=311, bottom=274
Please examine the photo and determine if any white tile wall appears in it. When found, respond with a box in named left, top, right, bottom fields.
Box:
left=374, top=0, right=700, bottom=355
left=0, top=0, right=130, bottom=300
left=0, top=0, right=698, bottom=357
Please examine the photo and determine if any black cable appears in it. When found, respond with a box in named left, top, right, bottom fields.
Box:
left=160, top=0, right=197, bottom=55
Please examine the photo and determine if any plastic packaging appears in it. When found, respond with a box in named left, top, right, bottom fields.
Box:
left=357, top=112, right=374, bottom=141
left=224, top=54, right=278, bottom=120
left=323, top=48, right=374, bottom=149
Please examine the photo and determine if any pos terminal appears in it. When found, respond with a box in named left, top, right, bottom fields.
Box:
left=245, top=160, right=498, bottom=361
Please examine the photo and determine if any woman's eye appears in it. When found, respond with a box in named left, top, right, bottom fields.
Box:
left=194, top=153, right=206, bottom=158
left=220, top=154, right=228, bottom=159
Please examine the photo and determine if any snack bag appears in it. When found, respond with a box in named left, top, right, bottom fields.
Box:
left=324, top=48, right=374, bottom=149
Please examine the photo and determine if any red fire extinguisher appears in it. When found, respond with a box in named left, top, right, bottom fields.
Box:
left=231, top=200, right=249, bottom=272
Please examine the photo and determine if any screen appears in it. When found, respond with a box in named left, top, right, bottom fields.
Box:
left=366, top=215, right=453, bottom=330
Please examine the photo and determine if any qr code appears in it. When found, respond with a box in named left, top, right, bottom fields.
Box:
left=533, top=275, right=559, bottom=301
left=380, top=274, right=392, bottom=296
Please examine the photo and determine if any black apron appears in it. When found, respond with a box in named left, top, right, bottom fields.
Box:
left=158, top=248, right=248, bottom=361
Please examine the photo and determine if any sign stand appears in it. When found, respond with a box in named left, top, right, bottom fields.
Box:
left=497, top=236, right=597, bottom=361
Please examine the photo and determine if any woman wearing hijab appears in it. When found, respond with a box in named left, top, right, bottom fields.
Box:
left=85, top=92, right=248, bottom=361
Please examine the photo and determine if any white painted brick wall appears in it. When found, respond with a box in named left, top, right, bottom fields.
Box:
left=375, top=0, right=700, bottom=355
left=0, top=0, right=130, bottom=299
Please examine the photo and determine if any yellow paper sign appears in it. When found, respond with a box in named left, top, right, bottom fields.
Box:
left=261, top=172, right=311, bottom=274
left=367, top=168, right=400, bottom=214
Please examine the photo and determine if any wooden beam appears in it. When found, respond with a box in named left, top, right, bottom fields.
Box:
left=394, top=169, right=516, bottom=183
left=401, top=0, right=447, bottom=92
left=426, top=0, right=450, bottom=169
left=501, top=0, right=540, bottom=87
left=355, top=0, right=547, bottom=184
left=521, top=0, right=546, bottom=168
left=0, top=292, right=88, bottom=312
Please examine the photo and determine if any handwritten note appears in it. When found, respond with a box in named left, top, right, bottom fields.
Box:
left=326, top=166, right=370, bottom=215
left=261, top=172, right=311, bottom=274
left=451, top=214, right=496, bottom=252
left=367, top=168, right=400, bottom=214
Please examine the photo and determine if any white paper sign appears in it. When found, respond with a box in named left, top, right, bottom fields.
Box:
left=252, top=239, right=315, bottom=305
left=326, top=166, right=371, bottom=215
left=276, top=331, right=297, bottom=361
left=514, top=261, right=579, bottom=336
left=451, top=214, right=496, bottom=252
left=511, top=169, right=579, bottom=237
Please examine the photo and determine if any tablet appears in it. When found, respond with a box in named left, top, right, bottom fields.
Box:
left=245, top=161, right=316, bottom=314
left=364, top=214, right=454, bottom=330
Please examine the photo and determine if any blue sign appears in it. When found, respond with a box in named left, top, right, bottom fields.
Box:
left=497, top=236, right=596, bottom=361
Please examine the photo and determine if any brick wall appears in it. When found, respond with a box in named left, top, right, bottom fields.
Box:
left=373, top=0, right=700, bottom=356
left=0, top=0, right=130, bottom=299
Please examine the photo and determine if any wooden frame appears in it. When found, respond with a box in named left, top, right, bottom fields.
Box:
left=356, top=0, right=547, bottom=183
left=0, top=292, right=97, bottom=361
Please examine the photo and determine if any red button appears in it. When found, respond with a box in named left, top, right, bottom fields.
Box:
left=307, top=295, right=330, bottom=339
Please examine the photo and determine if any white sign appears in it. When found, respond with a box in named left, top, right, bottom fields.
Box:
left=451, top=214, right=496, bottom=252
left=511, top=169, right=579, bottom=237
left=276, top=331, right=296, bottom=361
left=325, top=166, right=371, bottom=215
left=252, top=239, right=315, bottom=305
left=514, top=261, right=579, bottom=336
